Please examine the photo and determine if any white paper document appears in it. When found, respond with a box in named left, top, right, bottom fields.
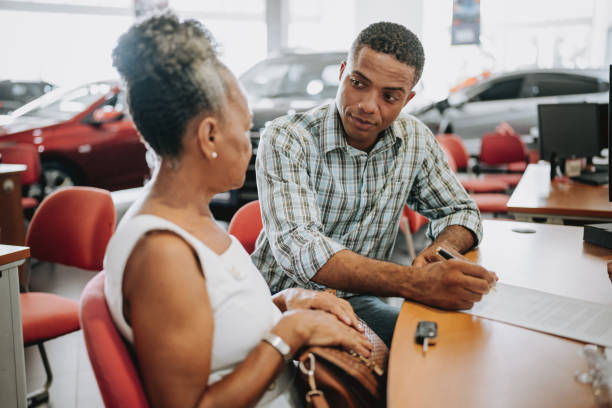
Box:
left=461, top=283, right=612, bottom=347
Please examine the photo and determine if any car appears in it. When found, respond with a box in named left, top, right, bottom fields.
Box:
left=231, top=51, right=346, bottom=210
left=0, top=80, right=55, bottom=114
left=0, top=80, right=149, bottom=199
left=412, top=69, right=609, bottom=154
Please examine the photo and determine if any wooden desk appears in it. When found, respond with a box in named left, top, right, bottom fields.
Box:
left=388, top=220, right=612, bottom=408
left=0, top=245, right=29, bottom=408
left=507, top=163, right=612, bottom=224
left=0, top=164, right=26, bottom=245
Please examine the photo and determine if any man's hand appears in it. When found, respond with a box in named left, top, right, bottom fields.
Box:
left=413, top=225, right=477, bottom=267
left=407, top=259, right=498, bottom=310
left=277, top=288, right=363, bottom=332
left=412, top=243, right=466, bottom=267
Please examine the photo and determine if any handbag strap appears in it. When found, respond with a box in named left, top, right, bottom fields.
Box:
left=299, top=353, right=330, bottom=408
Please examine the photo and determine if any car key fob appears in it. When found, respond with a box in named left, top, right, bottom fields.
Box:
left=415, top=321, right=437, bottom=353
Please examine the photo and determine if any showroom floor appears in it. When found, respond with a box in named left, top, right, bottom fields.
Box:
left=24, top=220, right=428, bottom=407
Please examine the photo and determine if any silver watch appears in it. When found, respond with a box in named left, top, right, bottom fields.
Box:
left=262, top=332, right=292, bottom=363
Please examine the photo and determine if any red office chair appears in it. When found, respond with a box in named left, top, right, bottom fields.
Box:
left=80, top=272, right=149, bottom=408
left=23, top=186, right=116, bottom=406
left=475, top=130, right=529, bottom=187
left=0, top=143, right=42, bottom=210
left=399, top=204, right=429, bottom=260
left=436, top=134, right=510, bottom=193
left=440, top=144, right=509, bottom=215
left=228, top=200, right=263, bottom=255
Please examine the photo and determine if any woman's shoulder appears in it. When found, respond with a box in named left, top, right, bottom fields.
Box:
left=104, top=214, right=185, bottom=274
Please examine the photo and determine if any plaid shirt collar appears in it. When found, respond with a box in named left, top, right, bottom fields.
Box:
left=320, top=102, right=403, bottom=156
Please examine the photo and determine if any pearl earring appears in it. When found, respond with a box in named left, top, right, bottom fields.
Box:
left=211, top=152, right=218, bottom=159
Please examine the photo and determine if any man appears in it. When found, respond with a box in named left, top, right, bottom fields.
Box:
left=252, top=22, right=496, bottom=346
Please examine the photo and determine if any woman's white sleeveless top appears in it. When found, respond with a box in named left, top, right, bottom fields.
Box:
left=104, top=214, right=299, bottom=407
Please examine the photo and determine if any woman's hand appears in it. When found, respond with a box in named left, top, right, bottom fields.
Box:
left=277, top=288, right=363, bottom=332
left=274, top=310, right=373, bottom=358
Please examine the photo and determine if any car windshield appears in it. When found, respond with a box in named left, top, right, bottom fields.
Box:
left=240, top=56, right=342, bottom=99
left=10, top=82, right=113, bottom=121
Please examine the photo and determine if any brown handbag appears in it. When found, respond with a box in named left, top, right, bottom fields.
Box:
left=295, top=319, right=388, bottom=408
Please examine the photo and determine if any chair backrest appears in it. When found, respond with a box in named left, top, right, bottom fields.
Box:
left=80, top=272, right=149, bottom=408
left=436, top=134, right=470, bottom=170
left=0, top=143, right=41, bottom=185
left=228, top=200, right=263, bottom=255
left=26, top=186, right=116, bottom=270
left=401, top=204, right=428, bottom=235
left=479, top=132, right=528, bottom=166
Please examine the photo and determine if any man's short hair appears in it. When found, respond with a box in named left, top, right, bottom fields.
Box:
left=350, top=22, right=425, bottom=86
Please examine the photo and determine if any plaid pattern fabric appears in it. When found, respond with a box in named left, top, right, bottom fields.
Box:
left=252, top=102, right=482, bottom=297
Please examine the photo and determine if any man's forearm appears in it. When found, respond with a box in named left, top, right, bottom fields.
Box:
left=311, top=249, right=412, bottom=297
left=431, top=225, right=476, bottom=253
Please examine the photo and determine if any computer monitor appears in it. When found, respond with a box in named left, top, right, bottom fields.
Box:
left=609, top=64, right=612, bottom=201
left=538, top=103, right=603, bottom=162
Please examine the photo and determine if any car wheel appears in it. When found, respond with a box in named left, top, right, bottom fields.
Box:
left=27, top=160, right=82, bottom=201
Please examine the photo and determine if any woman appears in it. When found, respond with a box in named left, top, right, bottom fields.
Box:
left=103, top=12, right=372, bottom=408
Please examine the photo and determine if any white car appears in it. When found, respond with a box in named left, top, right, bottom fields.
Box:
left=413, top=69, right=609, bottom=154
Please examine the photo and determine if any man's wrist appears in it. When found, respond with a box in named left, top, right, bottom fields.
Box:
left=399, top=264, right=422, bottom=300
left=434, top=225, right=475, bottom=254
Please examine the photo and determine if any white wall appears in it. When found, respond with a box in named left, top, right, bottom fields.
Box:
left=354, top=0, right=424, bottom=38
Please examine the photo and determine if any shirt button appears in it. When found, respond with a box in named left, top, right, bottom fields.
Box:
left=268, top=380, right=276, bottom=391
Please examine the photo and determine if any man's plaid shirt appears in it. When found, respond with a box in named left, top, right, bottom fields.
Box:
left=251, top=102, right=482, bottom=297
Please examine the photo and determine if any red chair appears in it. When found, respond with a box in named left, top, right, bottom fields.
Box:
left=476, top=130, right=529, bottom=187
left=228, top=200, right=263, bottom=254
left=436, top=134, right=510, bottom=193
left=80, top=272, right=149, bottom=408
left=439, top=144, right=509, bottom=215
left=23, top=186, right=115, bottom=406
left=0, top=143, right=42, bottom=210
left=399, top=204, right=428, bottom=260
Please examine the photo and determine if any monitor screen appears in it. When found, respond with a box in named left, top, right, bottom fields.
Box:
left=609, top=64, right=611, bottom=201
left=538, top=103, right=603, bottom=161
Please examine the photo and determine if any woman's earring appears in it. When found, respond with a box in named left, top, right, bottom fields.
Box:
left=211, top=152, right=218, bottom=159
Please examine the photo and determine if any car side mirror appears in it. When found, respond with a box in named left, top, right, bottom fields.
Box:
left=90, top=107, right=124, bottom=125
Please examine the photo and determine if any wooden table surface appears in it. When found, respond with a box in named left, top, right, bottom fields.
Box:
left=507, top=163, right=612, bottom=219
left=388, top=220, right=612, bottom=408
left=0, top=245, right=29, bottom=266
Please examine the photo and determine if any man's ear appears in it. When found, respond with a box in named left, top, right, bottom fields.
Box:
left=403, top=91, right=416, bottom=108
left=339, top=61, right=347, bottom=81
left=196, top=116, right=220, bottom=160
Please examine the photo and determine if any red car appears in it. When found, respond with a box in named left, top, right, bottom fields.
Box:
left=0, top=80, right=149, bottom=198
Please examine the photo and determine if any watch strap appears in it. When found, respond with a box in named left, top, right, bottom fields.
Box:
left=262, top=332, right=292, bottom=363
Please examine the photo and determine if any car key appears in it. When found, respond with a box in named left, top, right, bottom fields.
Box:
left=415, top=321, right=437, bottom=354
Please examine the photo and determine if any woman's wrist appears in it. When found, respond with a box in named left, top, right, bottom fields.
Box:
left=271, top=311, right=311, bottom=354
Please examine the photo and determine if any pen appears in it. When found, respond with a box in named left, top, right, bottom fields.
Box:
left=436, top=246, right=497, bottom=291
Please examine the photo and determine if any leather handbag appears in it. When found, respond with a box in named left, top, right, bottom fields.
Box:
left=295, top=318, right=388, bottom=408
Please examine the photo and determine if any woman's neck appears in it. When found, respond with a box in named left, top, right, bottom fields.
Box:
left=144, top=159, right=217, bottom=221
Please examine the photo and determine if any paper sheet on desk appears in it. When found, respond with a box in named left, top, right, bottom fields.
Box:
left=461, top=283, right=612, bottom=347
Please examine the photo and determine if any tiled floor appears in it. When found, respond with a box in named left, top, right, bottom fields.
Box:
left=23, top=220, right=426, bottom=408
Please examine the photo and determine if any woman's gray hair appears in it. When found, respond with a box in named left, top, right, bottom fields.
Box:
left=112, top=11, right=229, bottom=157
